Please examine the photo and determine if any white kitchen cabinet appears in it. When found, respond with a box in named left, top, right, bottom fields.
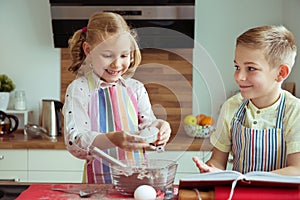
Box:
left=28, top=149, right=85, bottom=183
left=0, top=149, right=28, bottom=182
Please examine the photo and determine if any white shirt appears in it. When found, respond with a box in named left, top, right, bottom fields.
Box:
left=211, top=90, right=300, bottom=155
left=62, top=73, right=157, bottom=159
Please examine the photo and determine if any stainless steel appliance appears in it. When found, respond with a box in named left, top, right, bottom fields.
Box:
left=49, top=0, right=195, bottom=48
left=41, top=99, right=63, bottom=138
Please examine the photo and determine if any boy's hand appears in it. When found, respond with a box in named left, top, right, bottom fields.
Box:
left=192, top=156, right=222, bottom=173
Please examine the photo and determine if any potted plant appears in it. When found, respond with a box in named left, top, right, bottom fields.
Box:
left=0, top=74, right=16, bottom=110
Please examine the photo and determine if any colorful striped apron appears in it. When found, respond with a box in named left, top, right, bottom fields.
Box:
left=231, top=93, right=286, bottom=174
left=86, top=73, right=146, bottom=183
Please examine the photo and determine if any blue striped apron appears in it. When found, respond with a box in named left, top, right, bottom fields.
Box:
left=231, top=93, right=286, bottom=173
left=85, top=73, right=146, bottom=183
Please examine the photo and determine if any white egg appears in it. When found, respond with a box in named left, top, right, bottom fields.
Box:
left=134, top=185, right=157, bottom=200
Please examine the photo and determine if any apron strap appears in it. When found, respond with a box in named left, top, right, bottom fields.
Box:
left=234, top=92, right=285, bottom=129
left=234, top=99, right=249, bottom=123
left=275, top=92, right=285, bottom=129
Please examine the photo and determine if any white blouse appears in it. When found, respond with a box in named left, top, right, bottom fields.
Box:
left=62, top=74, right=157, bottom=159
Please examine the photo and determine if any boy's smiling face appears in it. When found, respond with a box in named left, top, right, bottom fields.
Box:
left=234, top=45, right=282, bottom=108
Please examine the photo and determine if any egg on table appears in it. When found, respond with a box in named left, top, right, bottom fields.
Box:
left=134, top=185, right=157, bottom=200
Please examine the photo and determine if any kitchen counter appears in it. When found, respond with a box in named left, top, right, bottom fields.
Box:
left=167, top=132, right=213, bottom=151
left=0, top=130, right=213, bottom=151
left=0, top=130, right=66, bottom=149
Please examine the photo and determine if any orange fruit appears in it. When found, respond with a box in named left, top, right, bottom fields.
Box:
left=200, top=116, right=214, bottom=126
left=196, top=114, right=206, bottom=125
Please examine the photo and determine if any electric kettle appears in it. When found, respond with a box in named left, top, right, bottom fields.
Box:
left=0, top=110, right=19, bottom=135
left=41, top=99, right=63, bottom=138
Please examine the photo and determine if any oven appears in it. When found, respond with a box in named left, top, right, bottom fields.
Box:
left=49, top=0, right=195, bottom=48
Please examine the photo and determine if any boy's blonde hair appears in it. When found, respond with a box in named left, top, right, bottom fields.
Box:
left=236, top=25, right=297, bottom=69
left=68, top=12, right=141, bottom=78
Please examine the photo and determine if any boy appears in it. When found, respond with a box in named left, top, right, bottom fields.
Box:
left=193, top=25, right=300, bottom=176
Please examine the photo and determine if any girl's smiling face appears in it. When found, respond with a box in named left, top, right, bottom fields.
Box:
left=89, top=33, right=132, bottom=83
left=234, top=45, right=282, bottom=108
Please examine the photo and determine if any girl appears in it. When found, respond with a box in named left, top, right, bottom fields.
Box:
left=63, top=12, right=171, bottom=183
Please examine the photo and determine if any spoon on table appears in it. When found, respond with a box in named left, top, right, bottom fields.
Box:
left=51, top=187, right=99, bottom=197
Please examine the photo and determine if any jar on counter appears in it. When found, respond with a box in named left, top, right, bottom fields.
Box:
left=14, top=90, right=27, bottom=110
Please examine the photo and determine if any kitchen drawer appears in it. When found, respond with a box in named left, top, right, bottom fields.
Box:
left=28, top=149, right=84, bottom=183
left=0, top=150, right=28, bottom=170
left=0, top=171, right=28, bottom=182
left=28, top=171, right=83, bottom=183
left=28, top=149, right=85, bottom=171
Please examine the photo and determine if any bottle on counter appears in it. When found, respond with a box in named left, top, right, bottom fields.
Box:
left=14, top=90, right=27, bottom=110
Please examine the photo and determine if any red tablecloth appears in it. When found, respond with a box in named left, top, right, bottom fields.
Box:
left=16, top=184, right=177, bottom=200
left=16, top=184, right=132, bottom=200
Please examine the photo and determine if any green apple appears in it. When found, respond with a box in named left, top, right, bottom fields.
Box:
left=184, top=115, right=197, bottom=125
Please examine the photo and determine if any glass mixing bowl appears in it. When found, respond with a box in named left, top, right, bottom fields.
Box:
left=111, top=159, right=178, bottom=196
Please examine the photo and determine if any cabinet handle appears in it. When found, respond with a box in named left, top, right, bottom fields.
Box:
left=0, top=155, right=4, bottom=160
left=0, top=178, right=20, bottom=182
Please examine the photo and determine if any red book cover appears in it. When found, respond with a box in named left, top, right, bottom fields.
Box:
left=179, top=171, right=300, bottom=200
left=215, top=186, right=300, bottom=200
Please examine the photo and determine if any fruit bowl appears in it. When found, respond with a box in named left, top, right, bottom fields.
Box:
left=111, top=159, right=178, bottom=196
left=183, top=124, right=215, bottom=138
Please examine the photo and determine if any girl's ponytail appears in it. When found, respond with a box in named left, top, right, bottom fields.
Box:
left=68, top=28, right=87, bottom=73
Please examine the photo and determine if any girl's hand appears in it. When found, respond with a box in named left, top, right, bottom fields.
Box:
left=150, top=119, right=171, bottom=145
left=192, top=156, right=222, bottom=173
left=106, top=131, right=150, bottom=150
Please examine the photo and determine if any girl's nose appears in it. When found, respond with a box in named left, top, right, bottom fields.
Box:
left=110, top=58, right=121, bottom=68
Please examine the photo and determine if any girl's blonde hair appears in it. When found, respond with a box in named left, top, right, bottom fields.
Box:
left=68, top=12, right=141, bottom=78
left=236, top=25, right=297, bottom=68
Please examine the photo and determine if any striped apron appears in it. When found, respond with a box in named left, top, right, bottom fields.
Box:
left=231, top=93, right=286, bottom=174
left=85, top=73, right=146, bottom=183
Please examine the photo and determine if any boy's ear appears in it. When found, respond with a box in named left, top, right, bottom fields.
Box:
left=276, top=64, right=290, bottom=82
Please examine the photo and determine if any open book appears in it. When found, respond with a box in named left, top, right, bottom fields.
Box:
left=179, top=171, right=300, bottom=200
left=179, top=170, right=300, bottom=189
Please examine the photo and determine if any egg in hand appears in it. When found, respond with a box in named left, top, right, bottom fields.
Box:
left=134, top=185, right=157, bottom=200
